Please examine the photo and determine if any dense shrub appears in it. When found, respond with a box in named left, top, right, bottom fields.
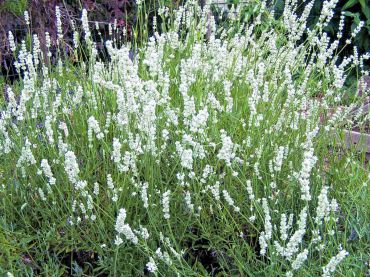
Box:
left=0, top=0, right=369, bottom=276
left=274, top=1, right=369, bottom=60
left=212, top=0, right=370, bottom=81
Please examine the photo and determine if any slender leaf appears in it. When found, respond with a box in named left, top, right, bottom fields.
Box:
left=342, top=0, right=359, bottom=10
left=359, top=0, right=370, bottom=19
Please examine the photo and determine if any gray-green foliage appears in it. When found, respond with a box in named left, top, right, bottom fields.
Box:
left=0, top=1, right=369, bottom=276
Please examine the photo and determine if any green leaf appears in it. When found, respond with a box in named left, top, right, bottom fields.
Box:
left=344, top=11, right=355, bottom=17
left=342, top=0, right=359, bottom=10
left=362, top=36, right=370, bottom=50
left=324, top=26, right=334, bottom=35
left=359, top=0, right=370, bottom=19
left=346, top=12, right=362, bottom=24
left=274, top=0, right=284, bottom=15
left=323, top=22, right=336, bottom=35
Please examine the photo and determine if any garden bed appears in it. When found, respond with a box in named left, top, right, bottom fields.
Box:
left=1, top=1, right=369, bottom=276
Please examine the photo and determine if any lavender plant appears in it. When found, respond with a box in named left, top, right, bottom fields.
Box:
left=0, top=0, right=369, bottom=276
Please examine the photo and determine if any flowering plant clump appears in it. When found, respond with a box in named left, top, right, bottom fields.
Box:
left=0, top=0, right=369, bottom=276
